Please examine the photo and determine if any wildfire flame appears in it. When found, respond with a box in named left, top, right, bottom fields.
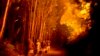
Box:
left=60, top=0, right=92, bottom=41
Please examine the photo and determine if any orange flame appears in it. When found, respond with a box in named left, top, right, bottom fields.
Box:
left=60, top=0, right=92, bottom=41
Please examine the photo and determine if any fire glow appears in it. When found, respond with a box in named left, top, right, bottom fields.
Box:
left=0, top=0, right=93, bottom=56
left=60, top=0, right=92, bottom=41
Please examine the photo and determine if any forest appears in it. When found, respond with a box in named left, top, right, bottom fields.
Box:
left=0, top=0, right=99, bottom=56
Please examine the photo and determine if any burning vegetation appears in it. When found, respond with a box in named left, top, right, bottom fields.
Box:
left=60, top=0, right=92, bottom=42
